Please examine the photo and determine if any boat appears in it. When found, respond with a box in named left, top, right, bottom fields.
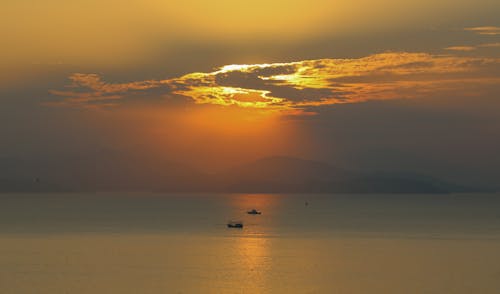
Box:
left=227, top=221, right=243, bottom=228
left=247, top=209, right=262, bottom=215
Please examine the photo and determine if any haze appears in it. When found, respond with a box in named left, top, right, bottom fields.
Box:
left=1, top=0, right=500, bottom=189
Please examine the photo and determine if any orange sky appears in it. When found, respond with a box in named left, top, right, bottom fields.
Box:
left=1, top=0, right=499, bottom=185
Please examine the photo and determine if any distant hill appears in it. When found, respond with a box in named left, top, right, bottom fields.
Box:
left=0, top=155, right=483, bottom=193
left=204, top=156, right=472, bottom=193
left=205, top=156, right=349, bottom=192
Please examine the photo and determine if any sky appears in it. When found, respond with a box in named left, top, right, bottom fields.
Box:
left=1, top=0, right=500, bottom=188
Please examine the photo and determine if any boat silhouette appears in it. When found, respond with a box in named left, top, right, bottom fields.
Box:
left=227, top=221, right=243, bottom=228
left=247, top=209, right=261, bottom=215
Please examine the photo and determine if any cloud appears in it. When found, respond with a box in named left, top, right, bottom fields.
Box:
left=444, top=42, right=500, bottom=52
left=478, top=42, right=500, bottom=48
left=465, top=26, right=500, bottom=35
left=444, top=46, right=476, bottom=52
left=46, top=73, right=170, bottom=108
left=49, top=52, right=500, bottom=114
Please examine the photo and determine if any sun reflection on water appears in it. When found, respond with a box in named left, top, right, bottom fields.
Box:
left=212, top=194, right=282, bottom=291
left=232, top=236, right=271, bottom=291
left=226, top=194, right=282, bottom=237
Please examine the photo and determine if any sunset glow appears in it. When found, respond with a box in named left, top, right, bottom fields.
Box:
left=2, top=1, right=500, bottom=293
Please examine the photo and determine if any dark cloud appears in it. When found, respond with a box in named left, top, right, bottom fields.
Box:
left=49, top=52, right=500, bottom=112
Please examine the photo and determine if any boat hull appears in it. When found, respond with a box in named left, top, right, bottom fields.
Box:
left=227, top=224, right=243, bottom=228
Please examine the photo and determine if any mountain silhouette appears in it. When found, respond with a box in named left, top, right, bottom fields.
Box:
left=205, top=156, right=469, bottom=193
left=0, top=155, right=479, bottom=193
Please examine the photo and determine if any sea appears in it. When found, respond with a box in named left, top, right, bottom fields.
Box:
left=1, top=192, right=500, bottom=293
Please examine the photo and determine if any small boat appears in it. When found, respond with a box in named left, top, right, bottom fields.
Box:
left=227, top=221, right=243, bottom=228
left=247, top=209, right=262, bottom=215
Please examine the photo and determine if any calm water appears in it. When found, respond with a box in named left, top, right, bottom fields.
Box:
left=1, top=193, right=500, bottom=293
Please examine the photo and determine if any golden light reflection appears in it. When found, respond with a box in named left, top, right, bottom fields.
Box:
left=229, top=194, right=281, bottom=213
left=234, top=236, right=271, bottom=289
left=226, top=194, right=282, bottom=238
left=226, top=194, right=279, bottom=290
